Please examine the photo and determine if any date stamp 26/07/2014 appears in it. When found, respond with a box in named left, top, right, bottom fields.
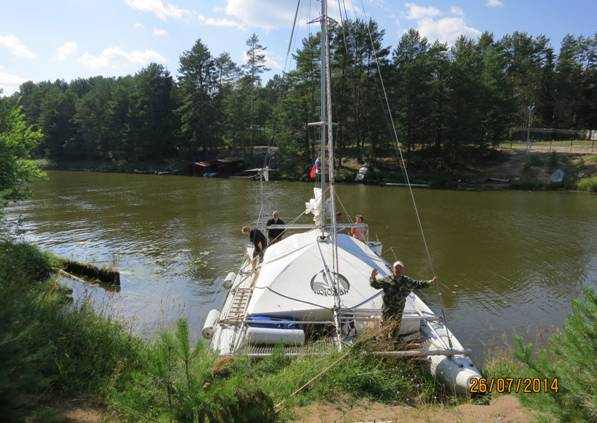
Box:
left=469, top=377, right=559, bottom=394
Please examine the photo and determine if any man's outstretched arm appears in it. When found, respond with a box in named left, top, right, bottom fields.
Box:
left=402, top=275, right=437, bottom=290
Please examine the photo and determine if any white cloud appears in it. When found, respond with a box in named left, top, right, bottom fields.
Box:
left=405, top=3, right=441, bottom=20
left=403, top=3, right=480, bottom=45
left=0, top=34, right=36, bottom=59
left=153, top=28, right=168, bottom=37
left=197, top=14, right=243, bottom=28
left=417, top=16, right=481, bottom=45
left=0, top=68, right=28, bottom=95
left=126, top=0, right=244, bottom=29
left=262, top=53, right=281, bottom=70
left=450, top=5, right=464, bottom=16
left=78, top=46, right=166, bottom=69
left=222, top=0, right=350, bottom=30
left=55, top=41, right=78, bottom=61
left=133, top=22, right=145, bottom=29
left=225, top=0, right=296, bottom=30
left=124, top=0, right=191, bottom=20
left=486, top=0, right=503, bottom=7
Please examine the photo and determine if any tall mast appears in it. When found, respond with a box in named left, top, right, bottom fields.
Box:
left=318, top=0, right=327, bottom=233
left=319, top=0, right=342, bottom=350
left=318, top=0, right=337, bottom=239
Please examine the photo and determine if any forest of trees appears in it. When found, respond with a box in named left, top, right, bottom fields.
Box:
left=1, top=20, right=595, bottom=169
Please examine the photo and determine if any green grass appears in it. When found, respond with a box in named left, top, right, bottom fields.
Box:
left=0, top=240, right=451, bottom=422
left=0, top=241, right=142, bottom=421
left=108, top=325, right=449, bottom=422
left=577, top=176, right=597, bottom=192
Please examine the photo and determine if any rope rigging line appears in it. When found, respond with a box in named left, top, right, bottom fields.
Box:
left=285, top=0, right=302, bottom=72
left=357, top=0, right=436, bottom=278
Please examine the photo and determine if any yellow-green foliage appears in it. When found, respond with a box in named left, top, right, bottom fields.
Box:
left=0, top=106, right=45, bottom=203
left=577, top=176, right=597, bottom=192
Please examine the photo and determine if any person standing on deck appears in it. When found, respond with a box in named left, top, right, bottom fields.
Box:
left=350, top=214, right=368, bottom=242
left=242, top=226, right=267, bottom=267
left=266, top=211, right=285, bottom=244
left=370, top=261, right=436, bottom=338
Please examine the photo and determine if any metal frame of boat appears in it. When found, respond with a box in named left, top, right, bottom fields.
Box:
left=204, top=0, right=481, bottom=395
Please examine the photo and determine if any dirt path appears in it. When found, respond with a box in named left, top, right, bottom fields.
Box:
left=292, top=395, right=535, bottom=423
left=55, top=395, right=535, bottom=422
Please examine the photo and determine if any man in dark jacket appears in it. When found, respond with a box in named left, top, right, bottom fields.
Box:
left=266, top=211, right=285, bottom=244
left=242, top=226, right=267, bottom=267
left=370, top=260, right=436, bottom=337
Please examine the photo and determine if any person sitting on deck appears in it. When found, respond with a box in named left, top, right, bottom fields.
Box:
left=266, top=211, right=285, bottom=244
left=370, top=261, right=436, bottom=339
left=350, top=214, right=368, bottom=242
left=241, top=225, right=267, bottom=267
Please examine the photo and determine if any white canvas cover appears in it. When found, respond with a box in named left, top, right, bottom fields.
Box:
left=246, top=230, right=390, bottom=319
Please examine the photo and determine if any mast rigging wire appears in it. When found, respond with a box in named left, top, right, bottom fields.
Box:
left=285, top=0, right=302, bottom=71
left=357, top=0, right=436, bottom=278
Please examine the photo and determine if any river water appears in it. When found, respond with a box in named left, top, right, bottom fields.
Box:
left=3, top=171, right=596, bottom=363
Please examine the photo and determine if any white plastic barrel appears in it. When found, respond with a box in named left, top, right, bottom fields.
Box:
left=201, top=309, right=220, bottom=339
left=223, top=272, right=236, bottom=289
left=246, top=327, right=305, bottom=346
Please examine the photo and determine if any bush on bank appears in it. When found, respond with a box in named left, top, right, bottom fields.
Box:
left=485, top=288, right=596, bottom=422
left=577, top=176, right=597, bottom=192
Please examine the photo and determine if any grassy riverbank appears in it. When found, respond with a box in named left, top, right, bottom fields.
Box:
left=0, top=241, right=142, bottom=422
left=37, top=149, right=597, bottom=192
left=0, top=241, right=449, bottom=422
left=2, top=241, right=593, bottom=421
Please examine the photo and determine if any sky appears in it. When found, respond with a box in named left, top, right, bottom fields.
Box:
left=1, top=0, right=595, bottom=95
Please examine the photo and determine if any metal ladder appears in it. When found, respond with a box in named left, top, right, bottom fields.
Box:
left=221, top=287, right=253, bottom=324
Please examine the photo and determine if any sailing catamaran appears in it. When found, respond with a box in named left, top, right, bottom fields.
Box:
left=204, top=0, right=481, bottom=394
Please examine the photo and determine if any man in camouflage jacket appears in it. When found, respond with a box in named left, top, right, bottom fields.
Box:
left=370, top=261, right=436, bottom=336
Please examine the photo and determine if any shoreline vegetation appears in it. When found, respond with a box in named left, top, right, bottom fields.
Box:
left=37, top=146, right=596, bottom=193
left=1, top=240, right=594, bottom=422
left=2, top=28, right=595, bottom=198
